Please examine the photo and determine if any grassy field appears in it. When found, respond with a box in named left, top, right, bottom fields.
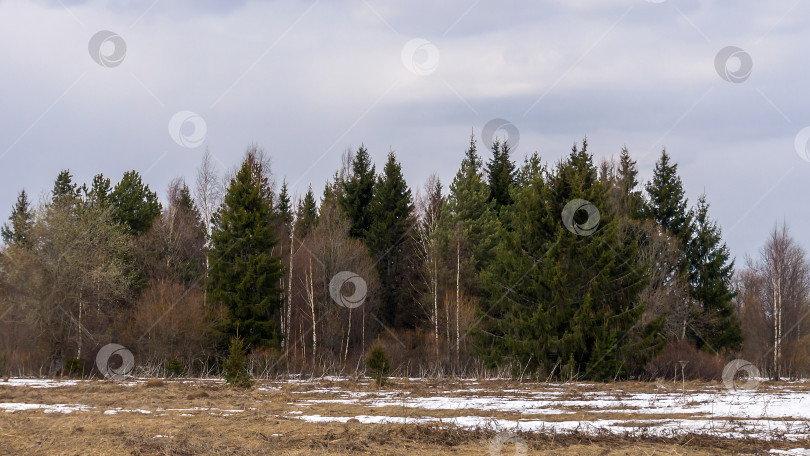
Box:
left=1, top=377, right=809, bottom=455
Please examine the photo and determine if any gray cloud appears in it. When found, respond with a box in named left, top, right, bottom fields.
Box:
left=1, top=0, right=808, bottom=262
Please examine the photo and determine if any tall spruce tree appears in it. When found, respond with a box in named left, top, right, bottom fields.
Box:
left=616, top=148, right=645, bottom=219
left=366, top=151, right=416, bottom=327
left=476, top=143, right=661, bottom=380
left=645, top=150, right=692, bottom=246
left=340, top=145, right=376, bottom=239
left=1, top=189, right=33, bottom=248
left=110, top=171, right=162, bottom=235
left=442, top=135, right=499, bottom=284
left=277, top=179, right=293, bottom=235
left=486, top=139, right=516, bottom=211
left=685, top=194, right=742, bottom=350
left=208, top=151, right=284, bottom=349
left=295, top=186, right=319, bottom=238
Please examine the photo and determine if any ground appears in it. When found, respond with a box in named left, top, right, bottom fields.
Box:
left=1, top=377, right=809, bottom=455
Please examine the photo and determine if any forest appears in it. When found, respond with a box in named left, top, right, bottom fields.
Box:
left=0, top=136, right=807, bottom=382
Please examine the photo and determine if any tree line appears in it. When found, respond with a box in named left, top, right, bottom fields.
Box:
left=0, top=136, right=804, bottom=381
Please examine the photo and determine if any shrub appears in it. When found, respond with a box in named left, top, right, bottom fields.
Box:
left=0, top=350, right=8, bottom=379
left=64, top=358, right=85, bottom=378
left=644, top=340, right=724, bottom=381
left=164, top=357, right=185, bottom=377
left=366, top=342, right=391, bottom=386
left=222, top=337, right=253, bottom=388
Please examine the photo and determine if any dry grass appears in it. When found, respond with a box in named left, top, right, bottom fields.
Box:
left=0, top=378, right=806, bottom=455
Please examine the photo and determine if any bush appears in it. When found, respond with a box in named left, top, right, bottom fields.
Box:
left=164, top=357, right=185, bottom=377
left=0, top=350, right=8, bottom=379
left=644, top=340, right=724, bottom=381
left=64, top=358, right=85, bottom=378
left=366, top=342, right=391, bottom=386
left=222, top=337, right=253, bottom=388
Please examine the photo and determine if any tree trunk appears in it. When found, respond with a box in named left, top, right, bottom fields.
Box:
left=307, top=256, right=317, bottom=361
left=77, top=294, right=83, bottom=360
left=455, top=236, right=460, bottom=366
left=433, top=252, right=439, bottom=358
left=286, top=231, right=294, bottom=358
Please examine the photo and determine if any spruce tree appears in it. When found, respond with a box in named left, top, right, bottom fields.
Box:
left=1, top=189, right=33, bottom=248
left=486, top=139, right=516, bottom=211
left=686, top=194, right=742, bottom=350
left=442, top=135, right=499, bottom=284
left=366, top=151, right=416, bottom=327
left=645, top=150, right=692, bottom=245
left=616, top=148, right=645, bottom=219
left=476, top=143, right=661, bottom=380
left=276, top=179, right=293, bottom=235
left=208, top=151, right=284, bottom=349
left=340, top=145, right=376, bottom=239
left=110, top=170, right=162, bottom=235
left=295, top=186, right=319, bottom=238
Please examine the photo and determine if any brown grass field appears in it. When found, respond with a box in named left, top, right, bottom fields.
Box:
left=1, top=377, right=808, bottom=455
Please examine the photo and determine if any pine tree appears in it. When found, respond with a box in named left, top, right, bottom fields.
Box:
left=366, top=151, right=416, bottom=327
left=208, top=151, right=285, bottom=349
left=486, top=139, right=516, bottom=211
left=295, top=186, right=319, bottom=238
left=1, top=189, right=33, bottom=248
left=52, top=170, right=79, bottom=206
left=645, top=150, right=692, bottom=245
left=685, top=194, right=742, bottom=350
left=86, top=174, right=112, bottom=209
left=340, top=145, right=376, bottom=239
left=110, top=170, right=162, bottom=235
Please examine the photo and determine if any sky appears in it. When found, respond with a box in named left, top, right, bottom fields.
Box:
left=0, top=0, right=808, bottom=264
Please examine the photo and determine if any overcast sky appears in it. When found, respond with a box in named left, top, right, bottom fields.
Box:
left=1, top=0, right=808, bottom=263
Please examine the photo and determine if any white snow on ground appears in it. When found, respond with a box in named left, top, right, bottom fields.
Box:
left=286, top=382, right=810, bottom=441
left=3, top=377, right=810, bottom=441
left=770, top=450, right=810, bottom=455
left=104, top=408, right=151, bottom=415
left=0, top=378, right=81, bottom=388
left=0, top=402, right=91, bottom=413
